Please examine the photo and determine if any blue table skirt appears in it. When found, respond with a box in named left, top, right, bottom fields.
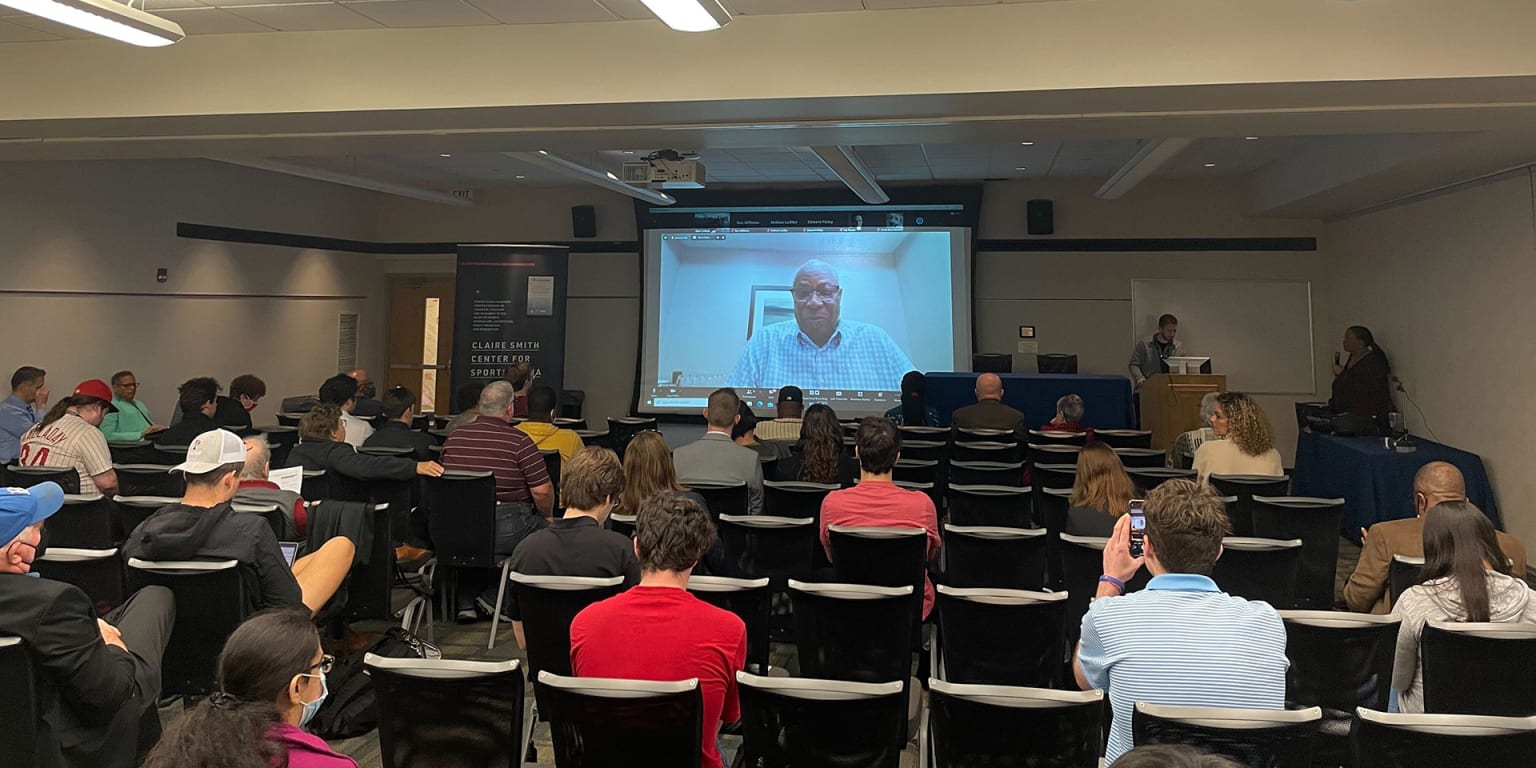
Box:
left=1291, top=431, right=1501, bottom=543
left=923, top=372, right=1136, bottom=430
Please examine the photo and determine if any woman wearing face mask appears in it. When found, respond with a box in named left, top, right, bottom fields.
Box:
left=142, top=608, right=356, bottom=768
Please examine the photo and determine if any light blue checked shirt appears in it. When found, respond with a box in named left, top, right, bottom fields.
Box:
left=0, top=393, right=39, bottom=464
left=726, top=319, right=914, bottom=392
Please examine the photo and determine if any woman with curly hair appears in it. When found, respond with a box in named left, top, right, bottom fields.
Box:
left=1193, top=391, right=1283, bottom=480
left=777, top=404, right=857, bottom=486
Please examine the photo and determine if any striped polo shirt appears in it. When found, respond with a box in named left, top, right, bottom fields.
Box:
left=441, top=415, right=550, bottom=503
left=1078, top=573, right=1288, bottom=764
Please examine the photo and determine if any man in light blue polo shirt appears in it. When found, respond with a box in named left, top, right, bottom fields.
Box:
left=1074, top=479, right=1288, bottom=764
left=0, top=366, right=48, bottom=464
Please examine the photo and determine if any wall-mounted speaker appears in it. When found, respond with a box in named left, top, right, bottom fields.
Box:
left=1026, top=199, right=1054, bottom=236
left=571, top=205, right=597, bottom=239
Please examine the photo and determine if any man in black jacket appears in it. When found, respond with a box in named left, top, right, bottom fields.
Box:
left=153, top=377, right=221, bottom=448
left=0, top=482, right=174, bottom=768
left=362, top=386, right=436, bottom=461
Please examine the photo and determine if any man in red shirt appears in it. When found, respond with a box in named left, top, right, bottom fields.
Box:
left=570, top=492, right=746, bottom=768
left=820, top=416, right=942, bottom=619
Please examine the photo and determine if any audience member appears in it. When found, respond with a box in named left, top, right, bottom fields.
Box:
left=1169, top=392, right=1220, bottom=469
left=0, top=365, right=48, bottom=464
left=288, top=404, right=442, bottom=487
left=1042, top=393, right=1094, bottom=440
left=1074, top=478, right=1287, bottom=764
left=673, top=388, right=765, bottom=515
left=1114, top=745, right=1244, bottom=768
left=570, top=492, right=746, bottom=768
left=1066, top=442, right=1138, bottom=537
left=21, top=379, right=118, bottom=496
left=99, top=370, right=166, bottom=442
left=142, top=608, right=356, bottom=768
left=515, top=385, right=584, bottom=462
left=168, top=374, right=263, bottom=433
left=506, top=447, right=639, bottom=648
left=820, top=417, right=940, bottom=617
left=775, top=403, right=856, bottom=486
left=753, top=385, right=804, bottom=442
left=885, top=370, right=940, bottom=427
left=318, top=374, right=372, bottom=448
left=126, top=429, right=357, bottom=614
left=1191, top=392, right=1283, bottom=480
left=731, top=400, right=788, bottom=462
left=154, top=377, right=221, bottom=447
left=1345, top=462, right=1526, bottom=614
left=0, top=481, right=175, bottom=768
left=505, top=362, right=532, bottom=419
left=346, top=368, right=383, bottom=419
left=1391, top=501, right=1536, bottom=713
left=617, top=430, right=707, bottom=516
left=362, top=386, right=435, bottom=461
left=440, top=381, right=554, bottom=620
left=236, top=435, right=306, bottom=540
left=444, top=381, right=485, bottom=435
left=950, top=372, right=1026, bottom=442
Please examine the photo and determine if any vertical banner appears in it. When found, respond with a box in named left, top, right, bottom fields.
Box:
left=452, top=244, right=570, bottom=406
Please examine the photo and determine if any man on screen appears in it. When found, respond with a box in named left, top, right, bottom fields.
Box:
left=726, top=260, right=915, bottom=391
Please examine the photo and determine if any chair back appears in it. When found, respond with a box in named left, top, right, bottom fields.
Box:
left=260, top=426, right=300, bottom=467
left=606, top=416, right=657, bottom=458
left=1127, top=467, right=1197, bottom=491
left=336, top=501, right=394, bottom=621
left=1032, top=463, right=1077, bottom=491
left=1039, top=487, right=1072, bottom=590
left=736, top=673, right=905, bottom=768
left=935, top=586, right=1066, bottom=687
left=46, top=494, right=116, bottom=550
left=125, top=558, right=246, bottom=696
left=826, top=526, right=928, bottom=626
left=954, top=441, right=1022, bottom=464
left=1027, top=431, right=1087, bottom=448
left=1349, top=708, right=1536, bottom=768
left=2, top=465, right=79, bottom=494
left=112, top=495, right=179, bottom=539
left=1422, top=622, right=1536, bottom=716
left=366, top=656, right=525, bottom=768
left=762, top=481, right=836, bottom=522
left=946, top=484, right=1032, bottom=529
left=891, top=459, right=940, bottom=487
left=954, top=427, right=1016, bottom=446
left=717, top=515, right=814, bottom=584
left=358, top=446, right=414, bottom=457
left=788, top=580, right=914, bottom=685
left=423, top=472, right=499, bottom=569
left=542, top=450, right=562, bottom=507
left=113, top=464, right=185, bottom=498
left=1212, top=537, right=1302, bottom=607
left=1281, top=611, right=1399, bottom=714
left=925, top=681, right=1103, bottom=768
left=299, top=469, right=329, bottom=502
left=689, top=482, right=748, bottom=523
left=898, top=438, right=948, bottom=463
left=948, top=461, right=1025, bottom=488
left=1059, top=534, right=1150, bottom=646
left=232, top=501, right=285, bottom=541
left=609, top=514, right=636, bottom=538
left=1389, top=555, right=1425, bottom=609
left=688, top=576, right=772, bottom=675
left=1036, top=353, right=1079, bottom=374
left=537, top=672, right=703, bottom=768
left=1208, top=474, right=1291, bottom=536
left=509, top=574, right=625, bottom=702
left=1113, top=447, right=1167, bottom=469
left=942, top=525, right=1046, bottom=590
left=35, top=548, right=125, bottom=614
left=1027, top=444, right=1083, bottom=469
left=1132, top=703, right=1322, bottom=768
left=1096, top=429, right=1153, bottom=449
left=0, top=636, right=42, bottom=768
left=1251, top=495, right=1344, bottom=609
left=107, top=440, right=159, bottom=466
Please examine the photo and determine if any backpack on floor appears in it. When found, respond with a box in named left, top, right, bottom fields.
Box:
left=307, top=626, right=441, bottom=739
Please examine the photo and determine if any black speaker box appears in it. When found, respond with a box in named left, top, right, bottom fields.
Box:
left=571, top=205, right=597, bottom=239
left=1027, top=199, right=1054, bottom=235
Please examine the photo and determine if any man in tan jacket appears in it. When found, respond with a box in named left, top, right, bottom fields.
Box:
left=1343, top=461, right=1527, bottom=614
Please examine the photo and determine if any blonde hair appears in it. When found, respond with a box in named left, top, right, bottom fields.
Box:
left=619, top=431, right=688, bottom=516
left=1068, top=442, right=1137, bottom=515
left=1217, top=392, right=1274, bottom=457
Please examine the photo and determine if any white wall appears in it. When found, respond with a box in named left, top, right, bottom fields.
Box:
left=1322, top=171, right=1536, bottom=546
left=0, top=159, right=389, bottom=424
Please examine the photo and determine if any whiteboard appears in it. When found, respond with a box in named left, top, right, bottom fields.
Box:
left=1131, top=279, right=1315, bottom=394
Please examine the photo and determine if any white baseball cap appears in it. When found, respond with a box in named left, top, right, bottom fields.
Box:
left=173, top=429, right=247, bottom=474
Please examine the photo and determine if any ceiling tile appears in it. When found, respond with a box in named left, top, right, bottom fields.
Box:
left=144, top=0, right=209, bottom=9
left=155, top=7, right=279, bottom=32
left=862, top=0, right=994, bottom=8
left=463, top=0, right=615, bottom=24
left=0, top=19, right=60, bottom=41
left=731, top=0, right=862, bottom=14
left=342, top=0, right=497, bottom=28
left=225, top=2, right=380, bottom=30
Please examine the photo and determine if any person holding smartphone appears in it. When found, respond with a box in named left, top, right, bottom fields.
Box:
left=1072, top=479, right=1288, bottom=764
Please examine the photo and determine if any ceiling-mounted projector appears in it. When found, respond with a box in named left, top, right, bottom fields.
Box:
left=621, top=149, right=706, bottom=190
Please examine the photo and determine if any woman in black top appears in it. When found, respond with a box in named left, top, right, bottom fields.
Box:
left=777, top=404, right=858, bottom=486
left=1330, top=325, right=1394, bottom=419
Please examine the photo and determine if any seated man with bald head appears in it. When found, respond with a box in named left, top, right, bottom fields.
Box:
left=726, top=260, right=915, bottom=391
left=1344, top=461, right=1527, bottom=614
left=950, top=372, right=1027, bottom=442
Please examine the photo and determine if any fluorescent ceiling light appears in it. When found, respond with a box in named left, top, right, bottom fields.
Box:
left=2, top=0, right=184, bottom=46
left=639, top=0, right=730, bottom=32
left=809, top=146, right=889, bottom=205
left=505, top=151, right=675, bottom=206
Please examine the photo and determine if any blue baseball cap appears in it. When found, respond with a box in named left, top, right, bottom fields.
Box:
left=0, top=482, right=65, bottom=545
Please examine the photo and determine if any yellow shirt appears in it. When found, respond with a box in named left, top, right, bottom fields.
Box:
left=515, top=421, right=585, bottom=462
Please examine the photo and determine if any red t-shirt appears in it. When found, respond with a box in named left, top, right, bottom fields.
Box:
left=819, top=481, right=942, bottom=618
left=570, top=586, right=747, bottom=768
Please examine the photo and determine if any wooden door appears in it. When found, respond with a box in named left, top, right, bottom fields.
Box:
left=386, top=276, right=456, bottom=414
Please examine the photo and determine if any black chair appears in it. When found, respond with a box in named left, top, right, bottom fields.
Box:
left=923, top=681, right=1103, bottom=768
left=1059, top=534, right=1150, bottom=646
left=423, top=471, right=507, bottom=649
left=1280, top=610, right=1399, bottom=766
left=1422, top=622, right=1536, bottom=716
left=1113, top=447, right=1166, bottom=469
left=946, top=484, right=1032, bottom=529
left=1208, top=474, right=1291, bottom=537
left=3, top=465, right=79, bottom=494
left=762, top=480, right=837, bottom=522
left=153, top=445, right=188, bottom=466
left=46, top=494, right=116, bottom=550
left=900, top=425, right=950, bottom=442
left=259, top=426, right=300, bottom=467
left=942, top=525, right=1046, bottom=590
left=1132, top=702, right=1322, bottom=768
left=690, top=482, right=748, bottom=523
left=573, top=430, right=610, bottom=453
left=299, top=469, right=328, bottom=503
left=1039, top=487, right=1072, bottom=590
left=737, top=673, right=905, bottom=768
left=332, top=501, right=394, bottom=622
left=953, top=441, right=1022, bottom=464
left=1250, top=495, right=1345, bottom=610
left=113, top=464, right=185, bottom=499
left=949, top=461, right=1025, bottom=488
left=1036, top=353, right=1079, bottom=374
left=899, top=439, right=948, bottom=463
left=541, top=450, right=562, bottom=507
left=892, top=459, right=941, bottom=487
left=1032, top=463, right=1076, bottom=492
left=1389, top=555, right=1424, bottom=609
left=1028, top=431, right=1087, bottom=448
left=1349, top=708, right=1536, bottom=768
left=788, top=580, right=914, bottom=687
left=358, top=446, right=414, bottom=458
left=1127, top=467, right=1197, bottom=491
left=609, top=513, right=636, bottom=538
left=1096, top=429, right=1153, bottom=449
left=107, top=440, right=160, bottom=465
left=0, top=635, right=42, bottom=768
left=1211, top=537, right=1302, bottom=607
left=366, top=656, right=527, bottom=768
left=35, top=547, right=125, bottom=614
left=510, top=574, right=625, bottom=714
left=934, top=585, right=1066, bottom=687
left=827, top=525, right=928, bottom=632
left=112, top=495, right=178, bottom=540
left=1027, top=443, right=1083, bottom=467
left=553, top=417, right=587, bottom=431
left=537, top=672, right=703, bottom=768
left=231, top=500, right=285, bottom=541
left=606, top=416, right=657, bottom=457
left=717, top=515, right=815, bottom=585
left=687, top=575, right=772, bottom=674
left=954, top=427, right=1016, bottom=446
left=125, top=558, right=246, bottom=697
left=972, top=353, right=1012, bottom=373
left=275, top=412, right=305, bottom=427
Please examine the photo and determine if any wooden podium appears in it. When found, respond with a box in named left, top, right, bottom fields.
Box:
left=1141, top=374, right=1226, bottom=452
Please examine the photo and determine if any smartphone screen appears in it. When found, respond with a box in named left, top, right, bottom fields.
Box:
left=1128, top=499, right=1146, bottom=557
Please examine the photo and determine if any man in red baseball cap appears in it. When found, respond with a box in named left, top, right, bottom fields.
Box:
left=18, top=379, right=120, bottom=496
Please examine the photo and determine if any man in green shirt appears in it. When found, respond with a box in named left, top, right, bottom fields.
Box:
left=99, top=370, right=166, bottom=442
